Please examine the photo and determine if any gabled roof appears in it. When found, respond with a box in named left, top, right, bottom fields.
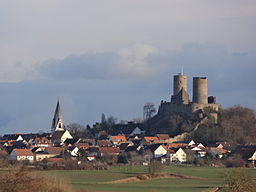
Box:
left=51, top=131, right=65, bottom=140
left=75, top=143, right=90, bottom=149
left=99, top=147, right=120, bottom=154
left=208, top=147, right=228, bottom=155
left=156, top=134, right=169, bottom=140
left=110, top=135, right=127, bottom=143
left=64, top=138, right=80, bottom=145
left=87, top=146, right=99, bottom=153
left=197, top=143, right=205, bottom=148
left=45, top=147, right=63, bottom=155
left=146, top=144, right=166, bottom=153
left=119, top=143, right=131, bottom=150
left=143, top=136, right=158, bottom=142
left=125, top=145, right=140, bottom=152
left=2, top=134, right=23, bottom=141
left=35, top=137, right=51, bottom=144
left=130, top=139, right=142, bottom=145
left=12, top=149, right=33, bottom=156
left=167, top=143, right=188, bottom=149
left=68, top=146, right=78, bottom=151
left=97, top=140, right=112, bottom=147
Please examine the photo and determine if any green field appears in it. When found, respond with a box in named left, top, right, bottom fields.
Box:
left=45, top=166, right=256, bottom=192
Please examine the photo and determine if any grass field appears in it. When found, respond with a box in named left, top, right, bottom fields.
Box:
left=45, top=165, right=256, bottom=192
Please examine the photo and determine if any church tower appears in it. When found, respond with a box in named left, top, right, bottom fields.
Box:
left=51, top=101, right=65, bottom=133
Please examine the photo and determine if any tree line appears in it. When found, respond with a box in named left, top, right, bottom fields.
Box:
left=190, top=105, right=256, bottom=144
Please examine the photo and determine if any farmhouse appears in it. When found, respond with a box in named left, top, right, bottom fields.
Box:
left=169, top=148, right=187, bottom=163
left=9, top=148, right=34, bottom=162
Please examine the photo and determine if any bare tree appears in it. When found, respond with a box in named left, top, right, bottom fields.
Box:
left=223, top=169, right=256, bottom=192
left=148, top=159, right=163, bottom=177
left=143, top=102, right=156, bottom=120
left=107, top=116, right=118, bottom=126
left=67, top=123, right=86, bottom=132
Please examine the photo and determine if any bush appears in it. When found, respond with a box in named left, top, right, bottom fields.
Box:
left=226, top=155, right=245, bottom=168
left=117, top=154, right=128, bottom=164
left=0, top=166, right=73, bottom=192
left=148, top=159, right=163, bottom=176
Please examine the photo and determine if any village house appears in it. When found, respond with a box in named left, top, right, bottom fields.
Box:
left=63, top=138, right=80, bottom=146
left=87, top=155, right=96, bottom=161
left=167, top=143, right=188, bottom=149
left=51, top=130, right=73, bottom=144
left=98, top=147, right=120, bottom=157
left=97, top=140, right=112, bottom=147
left=86, top=146, right=99, bottom=158
left=207, top=147, right=228, bottom=158
left=35, top=147, right=63, bottom=161
left=147, top=144, right=168, bottom=158
left=142, top=136, right=159, bottom=145
left=2, top=134, right=24, bottom=141
left=67, top=146, right=79, bottom=157
left=109, top=135, right=127, bottom=145
left=169, top=148, right=187, bottom=163
left=156, top=134, right=170, bottom=141
left=34, top=137, right=52, bottom=147
left=129, top=127, right=145, bottom=136
left=75, top=142, right=90, bottom=149
left=248, top=150, right=256, bottom=167
left=9, top=148, right=34, bottom=162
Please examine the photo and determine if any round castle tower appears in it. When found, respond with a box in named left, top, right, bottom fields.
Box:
left=173, top=73, right=187, bottom=95
left=193, top=77, right=208, bottom=104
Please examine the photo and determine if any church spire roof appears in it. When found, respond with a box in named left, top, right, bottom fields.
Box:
left=51, top=100, right=65, bottom=132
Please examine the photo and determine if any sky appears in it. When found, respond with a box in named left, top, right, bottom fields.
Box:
left=0, top=0, right=256, bottom=134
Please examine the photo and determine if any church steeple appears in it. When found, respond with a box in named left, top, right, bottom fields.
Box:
left=51, top=100, right=65, bottom=132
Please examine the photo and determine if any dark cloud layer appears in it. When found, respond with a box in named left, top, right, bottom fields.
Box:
left=39, top=52, right=117, bottom=80
left=0, top=43, right=255, bottom=134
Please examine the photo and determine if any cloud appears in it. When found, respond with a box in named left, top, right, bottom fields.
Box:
left=0, top=42, right=255, bottom=134
left=39, top=52, right=116, bottom=80
left=1, top=0, right=256, bottom=83
left=115, top=44, right=160, bottom=78
left=38, top=42, right=256, bottom=96
left=38, top=44, right=163, bottom=80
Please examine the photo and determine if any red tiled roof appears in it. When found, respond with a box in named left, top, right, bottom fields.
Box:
left=167, top=143, right=188, bottom=149
left=143, top=137, right=158, bottom=142
left=156, top=134, right=170, bottom=140
left=97, top=140, right=112, bottom=147
left=99, top=147, right=120, bottom=154
left=110, top=135, right=127, bottom=142
left=208, top=147, right=228, bottom=154
left=13, top=149, right=33, bottom=156
left=167, top=149, right=175, bottom=154
left=35, top=137, right=51, bottom=144
left=45, top=147, right=63, bottom=155
left=75, top=143, right=90, bottom=149
left=47, top=158, right=64, bottom=162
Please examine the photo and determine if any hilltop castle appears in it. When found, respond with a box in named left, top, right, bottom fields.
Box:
left=158, top=73, right=219, bottom=118
left=148, top=73, right=219, bottom=134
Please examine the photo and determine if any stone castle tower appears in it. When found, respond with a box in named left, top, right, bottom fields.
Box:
left=149, top=74, right=219, bottom=134
left=51, top=101, right=65, bottom=133
left=158, top=74, right=219, bottom=115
